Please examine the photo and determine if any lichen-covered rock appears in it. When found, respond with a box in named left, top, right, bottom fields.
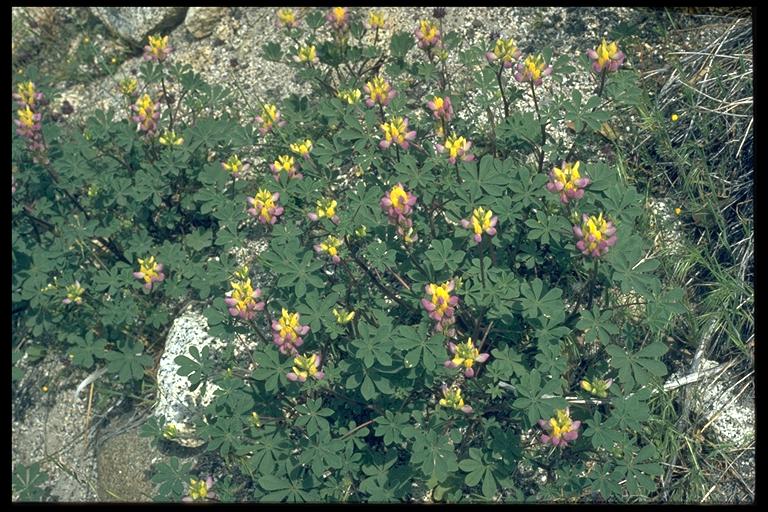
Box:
left=90, top=7, right=187, bottom=48
left=154, top=309, right=225, bottom=448
left=184, top=7, right=230, bottom=39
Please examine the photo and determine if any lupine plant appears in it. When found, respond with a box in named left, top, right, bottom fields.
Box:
left=13, top=8, right=685, bottom=504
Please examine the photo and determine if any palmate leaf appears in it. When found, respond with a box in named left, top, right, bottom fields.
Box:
left=458, top=447, right=509, bottom=499
left=150, top=457, right=193, bottom=501
left=605, top=342, right=668, bottom=390
left=258, top=467, right=319, bottom=503
left=518, top=278, right=565, bottom=319
left=511, top=369, right=568, bottom=424
left=424, top=238, right=466, bottom=272
left=344, top=359, right=395, bottom=401
left=294, top=398, right=334, bottom=438
left=576, top=308, right=619, bottom=345
left=250, top=346, right=293, bottom=393
left=244, top=425, right=292, bottom=474
left=608, top=251, right=662, bottom=299
left=410, top=430, right=459, bottom=483
left=582, top=411, right=625, bottom=451
left=296, top=431, right=345, bottom=477
left=393, top=323, right=445, bottom=371
left=296, top=290, right=340, bottom=333
left=104, top=340, right=153, bottom=383
left=612, top=443, right=663, bottom=497
left=373, top=411, right=412, bottom=446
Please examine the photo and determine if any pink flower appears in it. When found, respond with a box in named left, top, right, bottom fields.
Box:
left=224, top=279, right=265, bottom=321
left=436, top=133, right=475, bottom=165
left=363, top=76, right=396, bottom=108
left=573, top=213, right=617, bottom=258
left=444, top=338, right=490, bottom=378
left=426, top=95, right=454, bottom=122
left=133, top=256, right=165, bottom=292
left=514, top=54, right=553, bottom=86
left=460, top=207, right=498, bottom=243
left=182, top=476, right=215, bottom=502
left=545, top=161, right=590, bottom=204
left=271, top=309, right=310, bottom=355
left=131, top=94, right=161, bottom=136
left=538, top=408, right=581, bottom=448
left=247, top=189, right=285, bottom=225
left=287, top=353, right=325, bottom=382
left=421, top=281, right=460, bottom=333
left=379, top=117, right=417, bottom=151
left=587, top=39, right=625, bottom=74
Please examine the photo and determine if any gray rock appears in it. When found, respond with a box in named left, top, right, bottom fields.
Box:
left=185, top=7, right=230, bottom=39
left=153, top=309, right=225, bottom=448
left=90, top=7, right=187, bottom=48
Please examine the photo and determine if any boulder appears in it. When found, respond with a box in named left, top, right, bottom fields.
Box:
left=184, top=7, right=230, bottom=39
left=90, top=7, right=187, bottom=48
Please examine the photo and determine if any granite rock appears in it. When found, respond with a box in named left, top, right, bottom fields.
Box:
left=185, top=7, right=230, bottom=39
left=90, top=7, right=187, bottom=48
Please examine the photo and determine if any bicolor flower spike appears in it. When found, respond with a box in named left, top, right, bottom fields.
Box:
left=131, top=94, right=160, bottom=135
left=444, top=338, right=490, bottom=378
left=15, top=105, right=42, bottom=140
left=573, top=212, right=617, bottom=258
left=379, top=117, right=417, bottom=151
left=294, top=45, right=318, bottom=65
left=546, top=161, right=590, bottom=204
left=437, top=133, right=475, bottom=164
left=290, top=139, right=313, bottom=159
left=580, top=378, right=613, bottom=398
left=314, top=235, right=343, bottom=264
left=514, top=54, right=553, bottom=86
left=271, top=309, right=310, bottom=355
left=333, top=308, right=355, bottom=325
left=247, top=189, right=285, bottom=225
left=587, top=39, right=625, bottom=74
left=224, top=278, right=265, bottom=321
left=422, top=281, right=459, bottom=332
left=486, top=37, right=521, bottom=68
left=276, top=8, right=299, bottom=29
left=182, top=477, right=215, bottom=502
left=461, top=207, right=498, bottom=243
left=366, top=10, right=386, bottom=30
left=143, top=35, right=173, bottom=62
left=255, top=104, right=286, bottom=135
left=326, top=7, right=349, bottom=31
left=427, top=95, right=454, bottom=123
left=414, top=19, right=442, bottom=49
left=62, top=282, right=85, bottom=305
left=363, top=76, right=396, bottom=107
left=308, top=197, right=339, bottom=224
left=133, top=256, right=165, bottom=292
left=380, top=183, right=417, bottom=225
left=270, top=155, right=302, bottom=181
left=13, top=81, right=43, bottom=108
left=439, top=385, right=472, bottom=414
left=222, top=155, right=249, bottom=176
left=538, top=408, right=581, bottom=448
left=287, top=353, right=325, bottom=382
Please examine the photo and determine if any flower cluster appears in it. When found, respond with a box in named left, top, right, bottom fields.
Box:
left=573, top=212, right=617, bottom=258
left=461, top=207, right=498, bottom=243
left=580, top=378, right=613, bottom=398
left=143, top=35, right=173, bottom=62
left=222, top=154, right=249, bottom=176
left=363, top=76, right=396, bottom=107
left=587, top=39, right=625, bottom=74
left=546, top=161, right=590, bottom=204
left=337, top=88, right=362, bottom=104
left=380, top=183, right=418, bottom=243
left=290, top=139, right=313, bottom=159
left=13, top=82, right=46, bottom=155
left=62, top=282, right=85, bottom=305
left=326, top=7, right=349, bottom=32
left=421, top=280, right=459, bottom=333
left=437, top=133, right=475, bottom=164
left=255, top=103, right=286, bottom=135
left=224, top=276, right=265, bottom=321
left=247, top=189, right=285, bottom=225
left=295, top=44, right=318, bottom=65
left=538, top=408, right=581, bottom=448
left=287, top=353, right=325, bottom=382
left=439, top=385, right=472, bottom=414
left=427, top=95, right=454, bottom=123
left=308, top=197, right=339, bottom=223
left=486, top=37, right=521, bottom=68
left=414, top=19, right=442, bottom=50
left=133, top=256, right=165, bottom=292
left=270, top=155, right=302, bottom=181
left=515, top=54, right=553, bottom=86
left=379, top=117, right=417, bottom=151
left=182, top=477, right=215, bottom=502
left=276, top=8, right=299, bottom=29
left=333, top=308, right=355, bottom=325
left=118, top=77, right=138, bottom=97
left=444, top=338, right=489, bottom=377
left=272, top=308, right=310, bottom=355
left=314, top=235, right=343, bottom=264
left=131, top=93, right=161, bottom=136
left=159, top=129, right=183, bottom=146
left=366, top=10, right=386, bottom=30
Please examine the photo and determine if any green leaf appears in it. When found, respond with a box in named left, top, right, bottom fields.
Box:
left=518, top=278, right=565, bottom=320
left=410, top=430, right=459, bottom=483
left=605, top=342, right=668, bottom=390
left=104, top=341, right=153, bottom=383
left=374, top=411, right=411, bottom=446
left=576, top=308, right=619, bottom=345
left=390, top=31, right=413, bottom=59
left=425, top=239, right=465, bottom=272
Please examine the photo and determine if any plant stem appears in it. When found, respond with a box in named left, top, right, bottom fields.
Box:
left=160, top=75, right=175, bottom=131
left=587, top=259, right=599, bottom=310
left=530, top=81, right=547, bottom=174
left=497, top=64, right=510, bottom=119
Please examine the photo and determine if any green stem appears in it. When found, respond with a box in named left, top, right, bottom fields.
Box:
left=497, top=64, right=509, bottom=120
left=587, top=259, right=599, bottom=310
left=530, top=81, right=546, bottom=174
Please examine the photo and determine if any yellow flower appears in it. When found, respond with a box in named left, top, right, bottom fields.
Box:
left=471, top=207, right=495, bottom=237
left=549, top=409, right=574, bottom=439
left=337, top=88, right=362, bottom=104
left=290, top=139, right=313, bottom=158
left=146, top=35, right=171, bottom=61
left=315, top=235, right=343, bottom=263
left=17, top=105, right=36, bottom=129
left=223, top=155, right=244, bottom=174
left=379, top=117, right=416, bottom=150
left=312, top=197, right=337, bottom=220
left=295, top=45, right=318, bottom=64
left=137, top=256, right=162, bottom=282
left=671, top=113, right=679, bottom=122
left=111, top=57, right=117, bottom=64
left=333, top=308, right=355, bottom=324
left=83, top=35, right=90, bottom=44
left=367, top=10, right=385, bottom=30
left=119, top=77, right=138, bottom=96
left=674, top=207, right=682, bottom=216
left=363, top=76, right=395, bottom=107
left=162, top=423, right=178, bottom=440
left=277, top=308, right=303, bottom=340
left=290, top=353, right=321, bottom=380
left=276, top=8, right=298, bottom=28
left=63, top=282, right=85, bottom=305
left=158, top=129, right=183, bottom=146
left=15, top=81, right=39, bottom=107
left=187, top=478, right=210, bottom=501
left=439, top=386, right=472, bottom=413
left=451, top=339, right=481, bottom=369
